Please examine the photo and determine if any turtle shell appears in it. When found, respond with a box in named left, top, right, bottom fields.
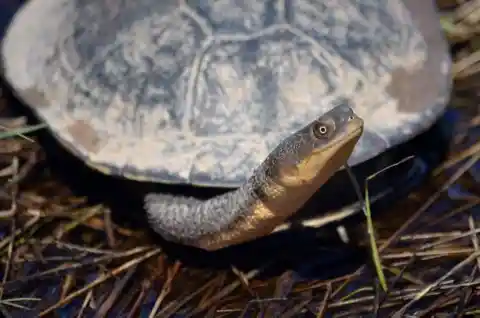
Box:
left=1, top=0, right=451, bottom=187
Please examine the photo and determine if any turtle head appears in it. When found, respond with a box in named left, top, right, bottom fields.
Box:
left=271, top=102, right=364, bottom=187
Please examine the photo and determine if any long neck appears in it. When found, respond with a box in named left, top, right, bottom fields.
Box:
left=192, top=161, right=321, bottom=250
left=145, top=155, right=343, bottom=251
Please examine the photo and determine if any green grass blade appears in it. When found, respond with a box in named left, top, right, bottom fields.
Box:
left=0, top=123, right=47, bottom=140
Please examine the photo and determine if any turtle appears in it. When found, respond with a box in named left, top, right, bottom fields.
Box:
left=0, top=0, right=451, bottom=250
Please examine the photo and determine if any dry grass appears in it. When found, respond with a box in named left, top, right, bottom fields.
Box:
left=1, top=0, right=480, bottom=317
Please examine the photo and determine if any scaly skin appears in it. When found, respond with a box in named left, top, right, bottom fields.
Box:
left=145, top=102, right=364, bottom=251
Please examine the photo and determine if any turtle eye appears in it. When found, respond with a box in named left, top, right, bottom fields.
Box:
left=348, top=115, right=355, bottom=121
left=312, top=122, right=330, bottom=138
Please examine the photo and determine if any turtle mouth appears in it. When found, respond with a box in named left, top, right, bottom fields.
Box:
left=299, top=124, right=363, bottom=171
left=312, top=124, right=364, bottom=156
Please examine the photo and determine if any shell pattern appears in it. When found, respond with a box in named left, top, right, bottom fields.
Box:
left=1, top=0, right=451, bottom=187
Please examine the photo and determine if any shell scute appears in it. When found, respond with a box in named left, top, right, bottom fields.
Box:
left=191, top=30, right=340, bottom=137
left=185, top=0, right=282, bottom=35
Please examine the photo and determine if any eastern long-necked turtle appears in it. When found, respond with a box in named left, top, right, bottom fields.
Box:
left=1, top=0, right=451, bottom=250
